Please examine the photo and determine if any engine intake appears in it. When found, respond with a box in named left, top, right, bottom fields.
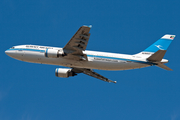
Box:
left=45, top=49, right=65, bottom=58
left=55, top=68, right=77, bottom=78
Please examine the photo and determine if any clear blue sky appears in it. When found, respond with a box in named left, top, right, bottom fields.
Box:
left=1, top=0, right=180, bottom=120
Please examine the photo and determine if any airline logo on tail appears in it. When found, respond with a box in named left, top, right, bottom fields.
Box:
left=155, top=45, right=163, bottom=50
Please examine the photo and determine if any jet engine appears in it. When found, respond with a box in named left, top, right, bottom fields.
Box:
left=55, top=68, right=77, bottom=78
left=45, top=49, right=65, bottom=58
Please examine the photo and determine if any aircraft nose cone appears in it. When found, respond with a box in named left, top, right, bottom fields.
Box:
left=5, top=49, right=23, bottom=60
left=5, top=50, right=9, bottom=55
left=5, top=49, right=13, bottom=56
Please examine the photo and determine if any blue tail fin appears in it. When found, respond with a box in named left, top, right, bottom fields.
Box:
left=143, top=34, right=175, bottom=53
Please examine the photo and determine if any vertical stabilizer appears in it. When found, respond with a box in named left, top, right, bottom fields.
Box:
left=144, top=34, right=175, bottom=53
left=135, top=34, right=175, bottom=57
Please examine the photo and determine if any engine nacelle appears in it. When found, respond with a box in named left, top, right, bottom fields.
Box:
left=55, top=68, right=77, bottom=78
left=45, top=49, right=65, bottom=58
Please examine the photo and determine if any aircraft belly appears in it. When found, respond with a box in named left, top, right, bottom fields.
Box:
left=81, top=60, right=150, bottom=70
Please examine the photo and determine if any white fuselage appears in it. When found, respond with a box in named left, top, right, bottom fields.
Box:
left=5, top=45, right=152, bottom=70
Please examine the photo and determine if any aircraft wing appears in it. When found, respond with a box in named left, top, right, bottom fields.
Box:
left=72, top=68, right=117, bottom=83
left=63, top=25, right=92, bottom=60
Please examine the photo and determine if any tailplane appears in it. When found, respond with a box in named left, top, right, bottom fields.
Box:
left=156, top=63, right=173, bottom=71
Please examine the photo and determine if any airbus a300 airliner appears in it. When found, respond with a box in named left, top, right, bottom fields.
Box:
left=5, top=25, right=175, bottom=83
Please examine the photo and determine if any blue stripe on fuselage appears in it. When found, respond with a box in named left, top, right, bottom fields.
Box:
left=6, top=48, right=45, bottom=52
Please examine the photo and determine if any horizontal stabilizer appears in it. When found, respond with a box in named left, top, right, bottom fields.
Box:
left=156, top=64, right=172, bottom=71
left=147, top=50, right=166, bottom=62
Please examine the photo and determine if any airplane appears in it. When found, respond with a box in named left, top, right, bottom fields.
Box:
left=5, top=25, right=175, bottom=83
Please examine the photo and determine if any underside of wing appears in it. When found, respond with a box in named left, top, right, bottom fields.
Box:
left=63, top=25, right=92, bottom=61
left=72, top=68, right=117, bottom=83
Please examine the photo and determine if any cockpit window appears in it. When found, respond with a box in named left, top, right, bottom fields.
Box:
left=10, top=47, right=15, bottom=49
